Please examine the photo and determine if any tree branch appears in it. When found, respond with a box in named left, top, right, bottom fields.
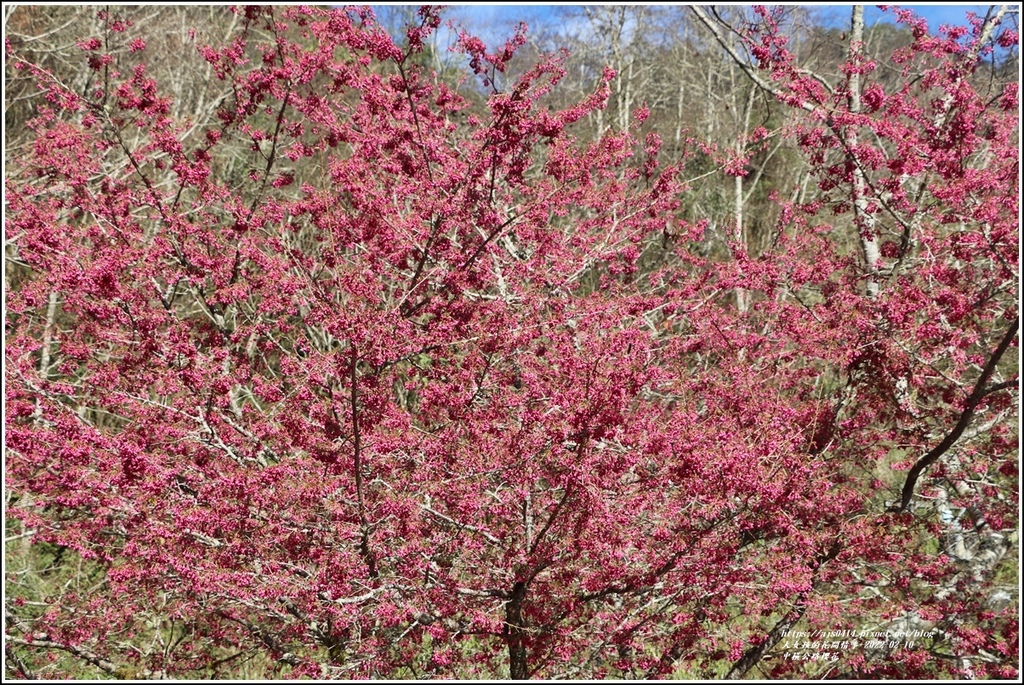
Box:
left=688, top=6, right=817, bottom=114
left=349, top=350, right=377, bottom=578
left=4, top=642, right=36, bottom=680
left=5, top=635, right=165, bottom=679
left=895, top=315, right=1019, bottom=512
left=724, top=541, right=841, bottom=679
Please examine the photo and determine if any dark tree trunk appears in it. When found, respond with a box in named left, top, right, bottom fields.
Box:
left=505, top=581, right=529, bottom=680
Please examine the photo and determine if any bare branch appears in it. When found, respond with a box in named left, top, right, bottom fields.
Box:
left=896, top=315, right=1019, bottom=512
left=688, top=6, right=817, bottom=114
left=5, top=635, right=166, bottom=679
left=419, top=502, right=502, bottom=546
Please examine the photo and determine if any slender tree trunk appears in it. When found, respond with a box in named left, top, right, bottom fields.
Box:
left=505, top=581, right=529, bottom=679
left=846, top=6, right=881, bottom=297
left=734, top=173, right=747, bottom=315
left=39, top=290, right=58, bottom=378
left=23, top=290, right=59, bottom=554
left=733, top=85, right=755, bottom=315
left=674, top=81, right=684, bottom=151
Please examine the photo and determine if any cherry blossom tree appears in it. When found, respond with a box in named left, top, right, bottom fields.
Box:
left=5, top=5, right=1018, bottom=679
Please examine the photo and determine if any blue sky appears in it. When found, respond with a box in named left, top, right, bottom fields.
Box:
left=823, top=4, right=996, bottom=32
left=370, top=4, right=1001, bottom=49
